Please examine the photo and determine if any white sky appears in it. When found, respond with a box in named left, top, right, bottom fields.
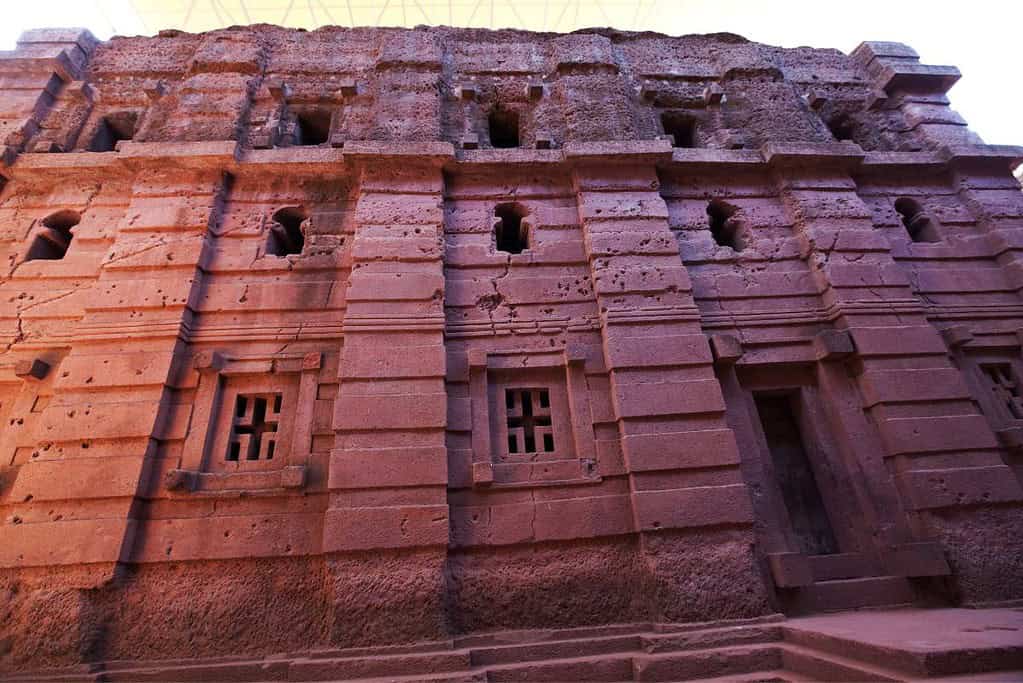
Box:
left=0, top=0, right=1019, bottom=146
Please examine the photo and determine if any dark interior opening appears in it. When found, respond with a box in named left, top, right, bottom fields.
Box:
left=754, top=392, right=839, bottom=556
left=488, top=109, right=520, bottom=148
left=826, top=114, right=855, bottom=142
left=894, top=197, right=940, bottom=243
left=295, top=109, right=332, bottom=146
left=494, top=202, right=528, bottom=254
left=267, top=206, right=307, bottom=256
left=706, top=200, right=745, bottom=251
left=661, top=111, right=697, bottom=148
left=89, top=111, right=138, bottom=152
left=26, top=210, right=80, bottom=261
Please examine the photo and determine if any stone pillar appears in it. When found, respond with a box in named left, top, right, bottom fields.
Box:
left=851, top=41, right=978, bottom=149
left=766, top=142, right=1023, bottom=603
left=569, top=141, right=771, bottom=621
left=0, top=141, right=234, bottom=667
left=0, top=29, right=97, bottom=163
left=323, top=143, right=452, bottom=645
left=946, top=148, right=1023, bottom=293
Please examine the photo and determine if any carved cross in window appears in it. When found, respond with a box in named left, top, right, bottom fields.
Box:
left=227, top=393, right=282, bottom=461
left=981, top=364, right=1023, bottom=420
left=505, top=388, right=554, bottom=454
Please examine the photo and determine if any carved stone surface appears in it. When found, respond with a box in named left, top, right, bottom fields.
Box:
left=0, top=23, right=1022, bottom=679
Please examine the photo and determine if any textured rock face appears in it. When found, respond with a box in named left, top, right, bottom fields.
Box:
left=0, top=24, right=1021, bottom=674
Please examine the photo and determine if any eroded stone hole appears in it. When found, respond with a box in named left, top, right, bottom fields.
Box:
left=661, top=111, right=697, bottom=148
left=706, top=200, right=745, bottom=251
left=267, top=205, right=307, bottom=256
left=295, top=109, right=332, bottom=146
left=894, top=197, right=940, bottom=243
left=826, top=114, right=855, bottom=142
left=26, top=210, right=80, bottom=261
left=89, top=111, right=138, bottom=152
left=494, top=202, right=529, bottom=254
left=488, top=108, right=520, bottom=148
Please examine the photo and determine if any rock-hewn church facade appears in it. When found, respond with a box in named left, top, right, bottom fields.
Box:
left=0, top=24, right=1021, bottom=680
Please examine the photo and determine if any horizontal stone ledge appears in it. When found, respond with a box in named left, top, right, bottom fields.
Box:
left=760, top=141, right=865, bottom=169
left=564, top=139, right=673, bottom=162
left=941, top=144, right=1023, bottom=171
left=878, top=62, right=961, bottom=94
left=117, top=140, right=240, bottom=166
left=14, top=141, right=993, bottom=179
left=340, top=140, right=455, bottom=161
left=859, top=151, right=948, bottom=170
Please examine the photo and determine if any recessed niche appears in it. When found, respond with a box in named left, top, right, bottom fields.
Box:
left=894, top=198, right=940, bottom=243
left=706, top=200, right=745, bottom=251
left=89, top=111, right=138, bottom=152
left=295, top=109, right=332, bottom=146
left=488, top=108, right=520, bottom=148
left=267, top=205, right=307, bottom=256
left=26, top=210, right=80, bottom=261
left=825, top=114, right=855, bottom=142
left=661, top=111, right=697, bottom=148
left=494, top=202, right=528, bottom=254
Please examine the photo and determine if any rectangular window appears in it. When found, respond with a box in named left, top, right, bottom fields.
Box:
left=226, top=392, right=282, bottom=462
left=505, top=388, right=554, bottom=454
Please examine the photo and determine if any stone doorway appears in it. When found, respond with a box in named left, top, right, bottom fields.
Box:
left=752, top=391, right=840, bottom=557
left=719, top=363, right=939, bottom=613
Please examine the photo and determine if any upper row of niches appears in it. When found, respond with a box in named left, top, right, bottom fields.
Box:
left=28, top=39, right=924, bottom=152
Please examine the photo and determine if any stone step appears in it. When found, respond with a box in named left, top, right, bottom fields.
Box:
left=781, top=576, right=918, bottom=615
left=783, top=620, right=1023, bottom=678
left=640, top=624, right=783, bottom=654
left=682, top=671, right=810, bottom=683
left=469, top=633, right=641, bottom=666
left=287, top=650, right=470, bottom=681
left=808, top=553, right=884, bottom=582
left=98, top=659, right=290, bottom=682
left=632, top=644, right=784, bottom=681
left=780, top=642, right=905, bottom=682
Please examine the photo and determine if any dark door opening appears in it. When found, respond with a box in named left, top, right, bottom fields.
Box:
left=754, top=392, right=839, bottom=556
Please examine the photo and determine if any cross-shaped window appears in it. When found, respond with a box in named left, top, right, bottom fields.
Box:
left=226, top=393, right=282, bottom=461
left=505, top=388, right=555, bottom=454
left=981, top=364, right=1023, bottom=420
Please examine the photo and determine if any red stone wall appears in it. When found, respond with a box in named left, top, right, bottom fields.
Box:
left=0, top=25, right=1021, bottom=671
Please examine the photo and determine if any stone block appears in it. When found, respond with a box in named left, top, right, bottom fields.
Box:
left=703, top=83, right=724, bottom=105
left=884, top=542, right=951, bottom=578
left=164, top=468, right=194, bottom=491
left=768, top=553, right=814, bottom=588
left=455, top=84, right=477, bottom=101
left=472, top=461, right=494, bottom=487
left=624, top=429, right=740, bottom=471
left=940, top=325, right=973, bottom=348
left=633, top=484, right=754, bottom=531
left=709, top=334, right=743, bottom=365
left=996, top=427, right=1023, bottom=453
left=813, top=329, right=855, bottom=361
left=322, top=505, right=449, bottom=551
left=329, top=446, right=448, bottom=489
left=614, top=379, right=726, bottom=418
left=14, top=358, right=50, bottom=380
